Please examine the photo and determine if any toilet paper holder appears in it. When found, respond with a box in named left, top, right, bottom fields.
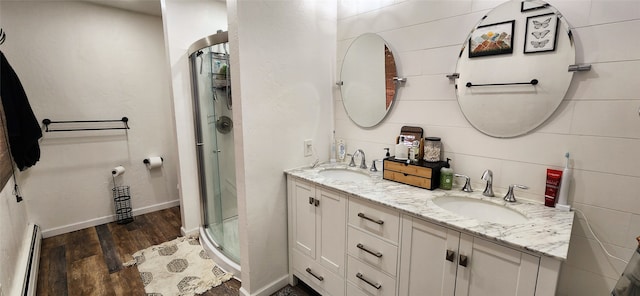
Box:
left=143, top=157, right=164, bottom=169
left=142, top=157, right=163, bottom=164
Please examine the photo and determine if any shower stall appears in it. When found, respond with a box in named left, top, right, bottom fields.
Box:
left=188, top=31, right=240, bottom=277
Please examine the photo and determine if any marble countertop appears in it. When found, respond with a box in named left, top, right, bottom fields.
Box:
left=285, top=163, right=574, bottom=261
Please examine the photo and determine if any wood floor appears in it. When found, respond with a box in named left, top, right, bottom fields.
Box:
left=36, top=206, right=313, bottom=296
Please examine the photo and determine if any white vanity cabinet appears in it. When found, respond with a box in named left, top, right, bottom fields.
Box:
left=288, top=178, right=347, bottom=296
left=399, top=215, right=553, bottom=296
left=286, top=173, right=564, bottom=296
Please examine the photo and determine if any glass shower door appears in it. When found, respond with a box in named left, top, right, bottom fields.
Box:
left=191, top=45, right=239, bottom=264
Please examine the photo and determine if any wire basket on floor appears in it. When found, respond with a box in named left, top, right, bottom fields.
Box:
left=113, top=185, right=134, bottom=224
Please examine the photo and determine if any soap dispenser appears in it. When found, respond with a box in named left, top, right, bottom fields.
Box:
left=440, top=158, right=453, bottom=190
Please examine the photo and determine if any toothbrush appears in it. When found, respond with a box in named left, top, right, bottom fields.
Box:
left=330, top=131, right=337, bottom=163
left=556, top=152, right=571, bottom=211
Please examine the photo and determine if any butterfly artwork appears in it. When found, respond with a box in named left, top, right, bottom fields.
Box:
left=524, top=13, right=558, bottom=53
left=531, top=30, right=550, bottom=39
left=533, top=18, right=551, bottom=29
left=531, top=40, right=550, bottom=48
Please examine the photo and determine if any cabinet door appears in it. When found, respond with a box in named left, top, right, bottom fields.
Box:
left=317, top=188, right=347, bottom=276
left=293, top=180, right=317, bottom=259
left=455, top=234, right=539, bottom=296
left=398, top=215, right=459, bottom=296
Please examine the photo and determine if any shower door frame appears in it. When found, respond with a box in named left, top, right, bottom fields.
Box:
left=188, top=31, right=239, bottom=267
left=190, top=51, right=224, bottom=250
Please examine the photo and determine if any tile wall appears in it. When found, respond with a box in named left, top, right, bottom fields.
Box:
left=334, top=0, right=640, bottom=294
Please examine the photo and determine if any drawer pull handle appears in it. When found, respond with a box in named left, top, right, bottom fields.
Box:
left=306, top=267, right=324, bottom=281
left=357, top=213, right=384, bottom=225
left=459, top=254, right=468, bottom=267
left=445, top=249, right=455, bottom=262
left=356, top=272, right=382, bottom=290
left=308, top=197, right=314, bottom=205
left=357, top=243, right=383, bottom=258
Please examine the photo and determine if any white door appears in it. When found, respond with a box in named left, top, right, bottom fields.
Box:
left=455, top=234, right=539, bottom=296
left=398, top=216, right=459, bottom=296
left=293, top=180, right=316, bottom=259
left=317, top=188, right=347, bottom=276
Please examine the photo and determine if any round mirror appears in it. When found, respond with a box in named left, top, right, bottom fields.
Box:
left=340, top=33, right=398, bottom=128
left=455, top=0, right=575, bottom=137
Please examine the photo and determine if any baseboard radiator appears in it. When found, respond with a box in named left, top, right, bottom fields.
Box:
left=21, top=224, right=41, bottom=296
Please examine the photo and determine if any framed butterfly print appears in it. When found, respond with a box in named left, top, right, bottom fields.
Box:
left=524, top=13, right=558, bottom=53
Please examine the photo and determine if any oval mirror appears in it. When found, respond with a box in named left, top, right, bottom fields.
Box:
left=340, top=33, right=398, bottom=128
left=455, top=0, right=575, bottom=138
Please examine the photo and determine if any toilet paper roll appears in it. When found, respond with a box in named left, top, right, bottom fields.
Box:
left=144, top=156, right=163, bottom=169
left=112, top=166, right=125, bottom=177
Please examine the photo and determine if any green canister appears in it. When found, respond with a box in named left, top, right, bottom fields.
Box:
left=439, top=158, right=453, bottom=190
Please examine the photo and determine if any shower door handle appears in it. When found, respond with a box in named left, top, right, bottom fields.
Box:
left=196, top=142, right=204, bottom=146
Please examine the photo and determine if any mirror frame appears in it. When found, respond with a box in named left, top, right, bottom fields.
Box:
left=340, top=33, right=399, bottom=128
left=455, top=0, right=575, bottom=138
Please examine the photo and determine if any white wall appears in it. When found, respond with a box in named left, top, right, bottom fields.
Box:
left=0, top=180, right=30, bottom=296
left=336, top=0, right=640, bottom=295
left=229, top=0, right=336, bottom=294
left=0, top=1, right=179, bottom=236
left=161, top=0, right=228, bottom=235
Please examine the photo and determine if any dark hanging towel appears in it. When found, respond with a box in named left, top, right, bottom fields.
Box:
left=0, top=50, right=42, bottom=170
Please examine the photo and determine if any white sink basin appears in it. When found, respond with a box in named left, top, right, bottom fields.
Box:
left=318, top=168, right=371, bottom=182
left=432, top=195, right=529, bottom=225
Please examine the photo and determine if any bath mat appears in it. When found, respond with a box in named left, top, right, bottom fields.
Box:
left=125, top=236, right=233, bottom=296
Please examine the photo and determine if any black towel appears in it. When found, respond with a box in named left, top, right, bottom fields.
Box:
left=0, top=50, right=42, bottom=170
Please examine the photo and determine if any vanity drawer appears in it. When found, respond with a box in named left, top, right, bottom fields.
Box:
left=292, top=249, right=345, bottom=296
left=384, top=160, right=432, bottom=178
left=347, top=226, right=398, bottom=276
left=347, top=256, right=396, bottom=296
left=383, top=170, right=432, bottom=189
left=348, top=198, right=400, bottom=244
left=347, top=282, right=371, bottom=296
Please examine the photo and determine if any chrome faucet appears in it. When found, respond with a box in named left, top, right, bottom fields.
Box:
left=504, top=184, right=528, bottom=202
left=481, top=169, right=494, bottom=197
left=349, top=149, right=367, bottom=169
left=454, top=174, right=473, bottom=192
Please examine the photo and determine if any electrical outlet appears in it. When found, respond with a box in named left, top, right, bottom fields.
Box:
left=304, top=139, right=313, bottom=156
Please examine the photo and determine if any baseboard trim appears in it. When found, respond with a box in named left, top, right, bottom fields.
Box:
left=42, top=199, right=180, bottom=238
left=239, top=274, right=289, bottom=296
left=181, top=226, right=200, bottom=237
left=22, top=224, right=41, bottom=296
